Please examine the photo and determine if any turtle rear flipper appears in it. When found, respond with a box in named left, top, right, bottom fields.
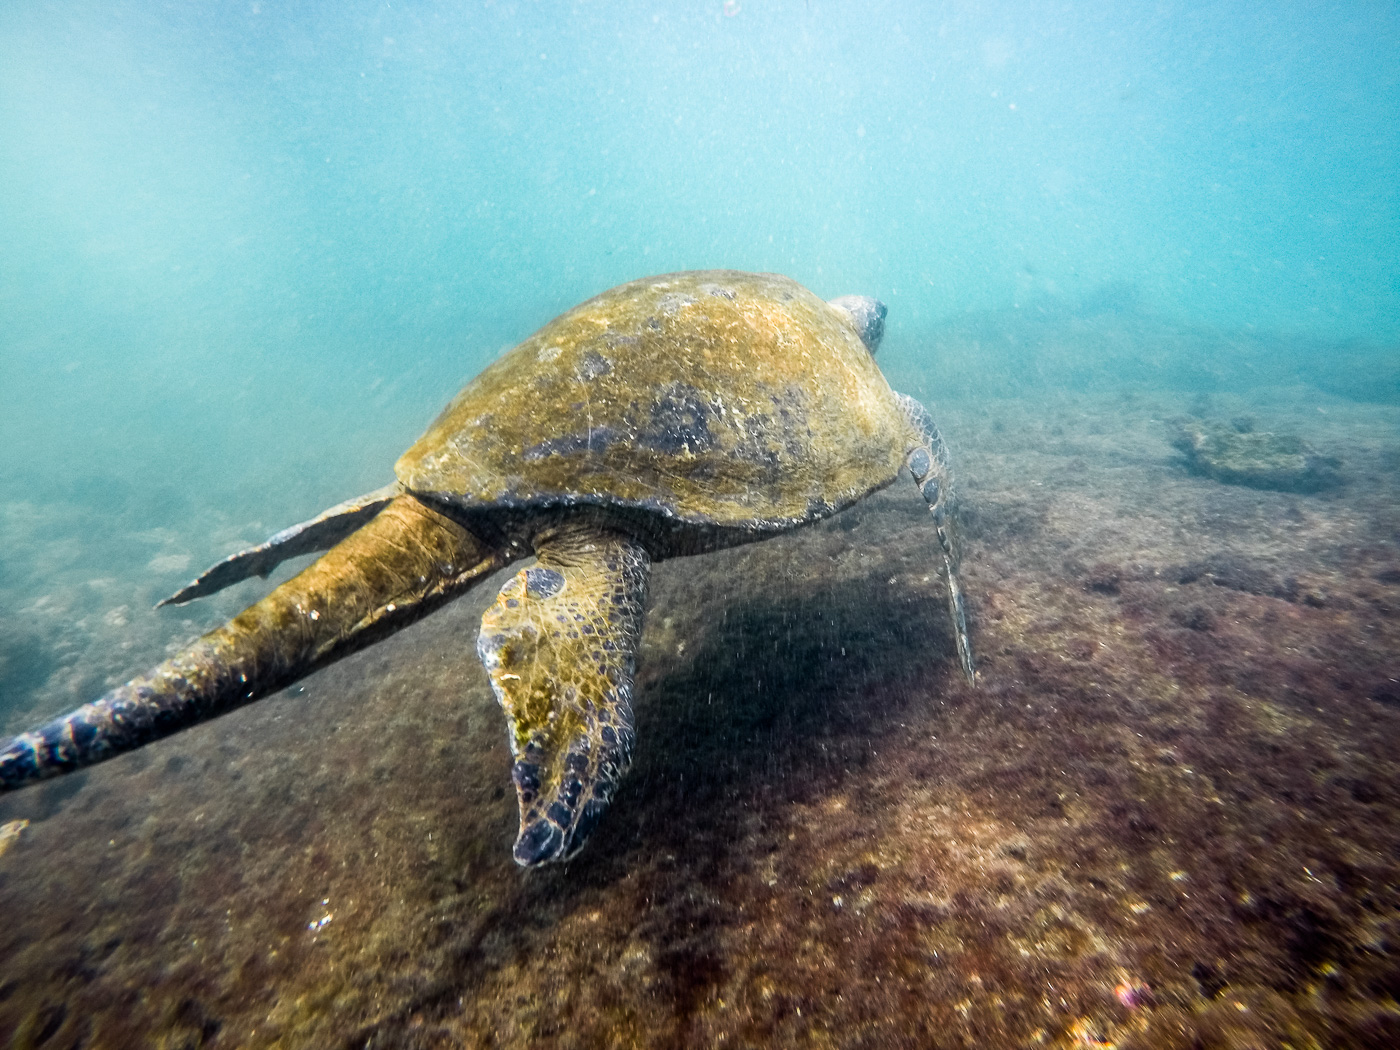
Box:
left=158, top=482, right=403, bottom=607
left=477, top=526, right=650, bottom=866
left=897, top=392, right=975, bottom=684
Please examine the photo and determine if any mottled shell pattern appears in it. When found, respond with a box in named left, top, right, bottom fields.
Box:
left=396, top=270, right=908, bottom=528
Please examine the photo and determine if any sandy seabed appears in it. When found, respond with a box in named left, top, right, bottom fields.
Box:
left=1, top=385, right=1398, bottom=1049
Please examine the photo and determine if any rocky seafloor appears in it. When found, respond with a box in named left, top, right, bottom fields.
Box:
left=1, top=385, right=1398, bottom=1049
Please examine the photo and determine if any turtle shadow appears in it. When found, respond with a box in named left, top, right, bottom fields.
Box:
left=352, top=565, right=963, bottom=1043
left=618, top=570, right=955, bottom=863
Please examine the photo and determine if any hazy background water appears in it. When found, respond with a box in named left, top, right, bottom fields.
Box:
left=1, top=0, right=1397, bottom=720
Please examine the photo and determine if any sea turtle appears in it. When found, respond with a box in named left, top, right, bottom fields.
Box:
left=0, top=270, right=974, bottom=866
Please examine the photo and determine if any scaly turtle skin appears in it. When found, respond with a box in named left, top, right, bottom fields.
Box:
left=0, top=271, right=974, bottom=867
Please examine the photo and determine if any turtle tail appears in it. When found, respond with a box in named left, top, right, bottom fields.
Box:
left=0, top=495, right=509, bottom=792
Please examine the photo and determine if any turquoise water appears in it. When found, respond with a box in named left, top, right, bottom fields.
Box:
left=2, top=4, right=1400, bottom=1046
left=3, top=1, right=1396, bottom=523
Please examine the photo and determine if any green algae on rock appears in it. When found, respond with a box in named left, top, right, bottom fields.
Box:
left=1173, top=419, right=1342, bottom=492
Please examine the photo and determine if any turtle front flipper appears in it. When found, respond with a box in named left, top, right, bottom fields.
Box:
left=477, top=525, right=651, bottom=866
left=896, top=392, right=976, bottom=684
left=0, top=495, right=509, bottom=791
left=158, top=482, right=405, bottom=607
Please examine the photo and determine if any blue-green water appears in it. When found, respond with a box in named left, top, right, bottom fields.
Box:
left=3, top=1, right=1396, bottom=521
left=2, top=4, right=1400, bottom=1047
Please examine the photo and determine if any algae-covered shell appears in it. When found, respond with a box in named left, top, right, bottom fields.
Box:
left=396, top=270, right=907, bottom=528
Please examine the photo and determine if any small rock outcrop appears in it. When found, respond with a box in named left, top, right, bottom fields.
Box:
left=1173, top=419, right=1341, bottom=492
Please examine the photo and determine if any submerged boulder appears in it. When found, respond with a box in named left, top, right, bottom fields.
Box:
left=1173, top=419, right=1341, bottom=493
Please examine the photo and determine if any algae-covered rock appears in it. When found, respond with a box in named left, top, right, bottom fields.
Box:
left=1173, top=419, right=1341, bottom=492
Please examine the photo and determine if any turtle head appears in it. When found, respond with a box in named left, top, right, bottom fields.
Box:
left=828, top=295, right=887, bottom=354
